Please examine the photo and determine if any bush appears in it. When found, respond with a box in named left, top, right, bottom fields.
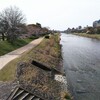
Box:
left=29, top=36, right=38, bottom=39
left=64, top=93, right=72, bottom=100
left=45, top=35, right=50, bottom=39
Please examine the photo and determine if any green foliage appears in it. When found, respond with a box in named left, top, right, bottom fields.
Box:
left=29, top=36, right=38, bottom=39
left=64, top=94, right=72, bottom=100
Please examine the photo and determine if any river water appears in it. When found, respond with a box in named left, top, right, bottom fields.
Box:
left=60, top=33, right=100, bottom=100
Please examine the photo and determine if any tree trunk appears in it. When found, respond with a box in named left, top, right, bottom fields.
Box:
left=2, top=33, right=5, bottom=41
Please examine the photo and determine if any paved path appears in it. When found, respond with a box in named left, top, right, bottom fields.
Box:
left=0, top=37, right=43, bottom=70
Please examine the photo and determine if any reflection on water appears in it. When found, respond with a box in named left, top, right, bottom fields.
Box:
left=61, top=33, right=100, bottom=100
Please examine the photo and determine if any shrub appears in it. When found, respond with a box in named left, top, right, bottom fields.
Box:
left=29, top=36, right=38, bottom=39
left=64, top=94, right=72, bottom=100
left=45, top=35, right=50, bottom=39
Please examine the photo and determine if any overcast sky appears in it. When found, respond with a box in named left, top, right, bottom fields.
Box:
left=0, top=0, right=100, bottom=30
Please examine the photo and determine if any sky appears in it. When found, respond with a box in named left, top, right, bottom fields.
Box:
left=0, top=0, right=100, bottom=30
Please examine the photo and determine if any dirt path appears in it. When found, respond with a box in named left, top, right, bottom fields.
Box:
left=0, top=37, right=43, bottom=70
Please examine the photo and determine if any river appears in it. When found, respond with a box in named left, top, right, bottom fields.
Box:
left=60, top=33, right=100, bottom=100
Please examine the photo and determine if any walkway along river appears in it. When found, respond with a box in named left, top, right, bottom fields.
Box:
left=60, top=33, right=100, bottom=100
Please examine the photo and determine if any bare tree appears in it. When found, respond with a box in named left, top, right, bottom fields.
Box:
left=0, top=6, right=26, bottom=42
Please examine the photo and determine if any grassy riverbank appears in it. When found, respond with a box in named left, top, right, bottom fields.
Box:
left=0, top=33, right=61, bottom=81
left=73, top=33, right=100, bottom=40
left=0, top=38, right=35, bottom=56
left=0, top=33, right=72, bottom=100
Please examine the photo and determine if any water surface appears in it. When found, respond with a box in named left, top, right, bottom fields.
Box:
left=61, top=33, right=100, bottom=100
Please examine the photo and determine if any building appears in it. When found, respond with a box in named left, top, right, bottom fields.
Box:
left=93, top=20, right=100, bottom=27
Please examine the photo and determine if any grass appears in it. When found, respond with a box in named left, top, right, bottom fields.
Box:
left=0, top=33, right=61, bottom=81
left=0, top=38, right=34, bottom=56
left=61, top=92, right=72, bottom=100
left=73, top=33, right=100, bottom=40
left=0, top=33, right=72, bottom=99
left=18, top=63, right=63, bottom=100
left=0, top=58, right=19, bottom=81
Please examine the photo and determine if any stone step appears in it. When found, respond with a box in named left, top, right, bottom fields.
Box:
left=32, top=97, right=41, bottom=100
left=7, top=87, right=44, bottom=100
left=23, top=94, right=35, bottom=100
left=13, top=89, right=24, bottom=99
left=13, top=91, right=28, bottom=100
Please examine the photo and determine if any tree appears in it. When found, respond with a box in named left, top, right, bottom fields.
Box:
left=78, top=26, right=82, bottom=29
left=0, top=6, right=26, bottom=42
left=36, top=23, right=41, bottom=28
left=86, top=27, right=94, bottom=34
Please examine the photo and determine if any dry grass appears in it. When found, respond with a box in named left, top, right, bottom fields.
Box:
left=18, top=63, right=62, bottom=99
left=0, top=33, right=61, bottom=81
left=74, top=33, right=100, bottom=40
left=0, top=33, right=71, bottom=100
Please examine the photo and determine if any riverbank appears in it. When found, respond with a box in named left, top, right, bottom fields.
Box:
left=0, top=38, right=35, bottom=56
left=0, top=37, right=43, bottom=70
left=0, top=33, right=61, bottom=81
left=0, top=33, right=71, bottom=100
left=73, top=33, right=100, bottom=40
